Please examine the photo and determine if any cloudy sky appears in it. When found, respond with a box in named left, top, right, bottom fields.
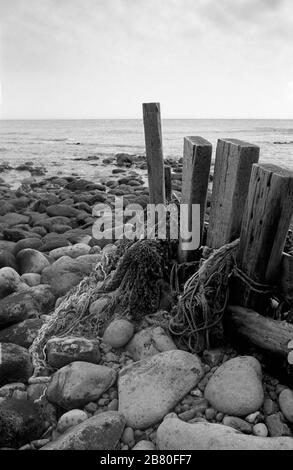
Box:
left=0, top=0, right=292, bottom=119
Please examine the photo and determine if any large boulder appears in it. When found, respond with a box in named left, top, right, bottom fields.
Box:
left=118, top=350, right=203, bottom=429
left=0, top=212, right=29, bottom=227
left=204, top=356, right=264, bottom=416
left=0, top=291, right=38, bottom=328
left=126, top=326, right=177, bottom=361
left=0, top=343, right=33, bottom=386
left=13, top=238, right=43, bottom=255
left=0, top=267, right=21, bottom=299
left=0, top=318, right=44, bottom=348
left=49, top=243, right=91, bottom=261
left=46, top=204, right=80, bottom=218
left=0, top=286, right=55, bottom=328
left=156, top=419, right=293, bottom=450
left=46, top=361, right=116, bottom=409
left=41, top=412, right=125, bottom=450
left=45, top=336, right=101, bottom=369
left=0, top=398, right=45, bottom=448
left=16, top=248, right=50, bottom=274
left=41, top=255, right=100, bottom=296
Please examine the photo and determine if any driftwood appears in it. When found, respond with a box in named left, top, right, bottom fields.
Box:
left=226, top=305, right=293, bottom=358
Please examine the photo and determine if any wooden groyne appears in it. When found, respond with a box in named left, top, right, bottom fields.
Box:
left=143, top=102, right=293, bottom=367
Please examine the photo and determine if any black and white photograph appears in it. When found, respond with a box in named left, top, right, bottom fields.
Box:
left=0, top=0, right=293, bottom=455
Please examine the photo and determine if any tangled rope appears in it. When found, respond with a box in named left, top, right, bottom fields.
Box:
left=169, top=239, right=239, bottom=353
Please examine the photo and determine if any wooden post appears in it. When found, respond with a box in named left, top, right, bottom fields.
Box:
left=178, top=136, right=212, bottom=262
left=233, top=164, right=293, bottom=311
left=142, top=103, right=165, bottom=204
left=164, top=165, right=172, bottom=201
left=281, top=253, right=293, bottom=315
left=207, top=139, right=259, bottom=249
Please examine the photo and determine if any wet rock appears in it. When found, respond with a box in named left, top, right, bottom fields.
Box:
left=42, top=411, right=125, bottom=450
left=279, top=389, right=293, bottom=423
left=265, top=413, right=291, bottom=437
left=0, top=291, right=38, bottom=327
left=0, top=343, right=33, bottom=386
left=0, top=267, right=21, bottom=299
left=16, top=249, right=50, bottom=274
left=126, top=326, right=177, bottom=361
left=157, top=419, right=293, bottom=450
left=21, top=273, right=41, bottom=286
left=41, top=255, right=96, bottom=297
left=103, top=320, right=134, bottom=349
left=118, top=350, right=203, bottom=428
left=0, top=213, right=29, bottom=227
left=222, top=416, right=252, bottom=434
left=39, top=234, right=70, bottom=252
left=204, top=356, right=264, bottom=416
left=13, top=238, right=42, bottom=255
left=49, top=243, right=91, bottom=260
left=0, top=250, right=17, bottom=270
left=45, top=336, right=101, bottom=368
left=202, top=349, right=224, bottom=367
left=47, top=361, right=116, bottom=409
left=0, top=398, right=45, bottom=448
left=0, top=318, right=44, bottom=348
left=116, top=153, right=134, bottom=167
left=46, top=204, right=80, bottom=218
left=57, top=409, right=88, bottom=433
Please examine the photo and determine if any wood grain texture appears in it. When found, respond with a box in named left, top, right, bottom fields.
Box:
left=143, top=103, right=165, bottom=204
left=179, top=136, right=212, bottom=262
left=164, top=165, right=172, bottom=201
left=226, top=305, right=293, bottom=358
left=234, top=164, right=293, bottom=309
left=207, top=139, right=259, bottom=249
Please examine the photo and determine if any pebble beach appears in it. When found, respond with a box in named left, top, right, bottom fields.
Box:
left=1, top=149, right=293, bottom=451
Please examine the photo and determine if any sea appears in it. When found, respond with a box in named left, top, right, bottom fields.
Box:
left=1, top=119, right=293, bottom=187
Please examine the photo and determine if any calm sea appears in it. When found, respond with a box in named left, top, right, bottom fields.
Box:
left=1, top=119, right=293, bottom=186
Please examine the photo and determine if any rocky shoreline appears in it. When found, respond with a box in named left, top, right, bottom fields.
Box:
left=1, top=153, right=293, bottom=450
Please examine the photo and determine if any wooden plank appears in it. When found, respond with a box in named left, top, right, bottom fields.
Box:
left=178, top=136, right=212, bottom=262
left=164, top=165, right=172, bottom=201
left=281, top=253, right=293, bottom=313
left=226, top=305, right=293, bottom=358
left=142, top=103, right=165, bottom=204
left=233, top=164, right=293, bottom=311
left=207, top=139, right=259, bottom=249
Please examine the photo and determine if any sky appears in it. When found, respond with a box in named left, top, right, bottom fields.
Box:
left=0, top=0, right=292, bottom=119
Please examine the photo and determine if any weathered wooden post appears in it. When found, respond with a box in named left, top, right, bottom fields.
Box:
left=281, top=253, right=293, bottom=316
left=207, top=139, right=259, bottom=249
left=142, top=103, right=165, bottom=204
left=233, top=164, right=293, bottom=311
left=178, top=136, right=212, bottom=262
left=164, top=165, right=172, bottom=201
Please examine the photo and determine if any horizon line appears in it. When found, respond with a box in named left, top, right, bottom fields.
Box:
left=1, top=117, right=293, bottom=121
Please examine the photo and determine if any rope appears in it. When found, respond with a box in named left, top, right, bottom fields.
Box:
left=168, top=238, right=278, bottom=353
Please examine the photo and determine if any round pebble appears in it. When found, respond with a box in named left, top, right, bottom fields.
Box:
left=103, top=319, right=134, bottom=348
left=57, top=409, right=88, bottom=433
left=253, top=423, right=268, bottom=437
